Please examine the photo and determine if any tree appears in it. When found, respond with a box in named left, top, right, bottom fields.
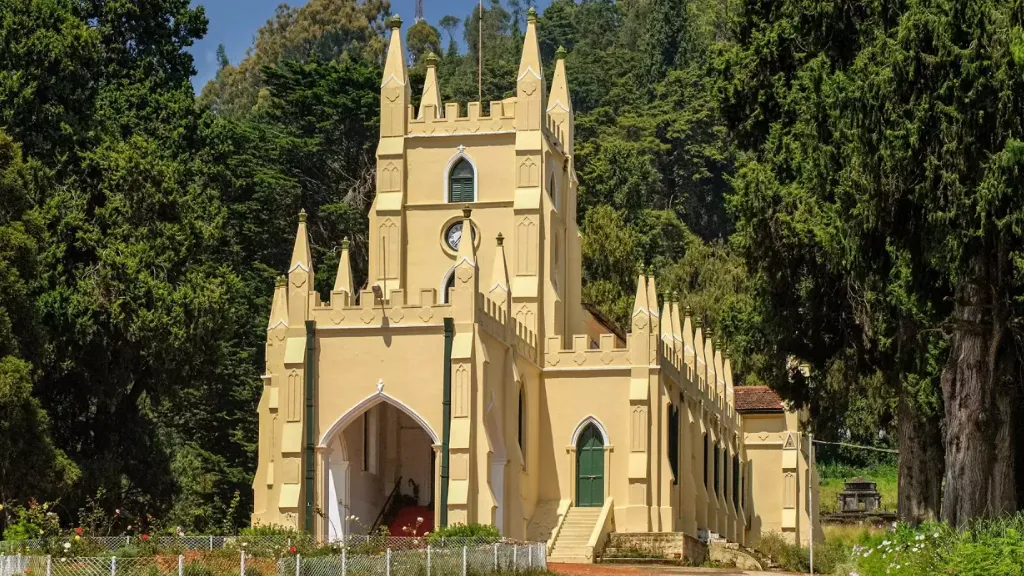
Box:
left=722, top=0, right=1024, bottom=523
left=217, top=43, right=230, bottom=69
left=439, top=15, right=461, bottom=56
left=0, top=131, right=79, bottom=510
left=406, top=20, right=441, bottom=66
left=199, top=0, right=389, bottom=119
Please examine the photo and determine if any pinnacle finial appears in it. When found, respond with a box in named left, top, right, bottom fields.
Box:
left=527, top=7, right=538, bottom=22
left=496, top=232, right=504, bottom=247
left=390, top=14, right=402, bottom=29
left=684, top=304, right=692, bottom=317
left=425, top=51, right=438, bottom=66
left=555, top=45, right=567, bottom=60
left=341, top=237, right=350, bottom=250
left=298, top=209, right=307, bottom=223
left=694, top=315, right=703, bottom=328
left=463, top=206, right=472, bottom=219
left=275, top=275, right=287, bottom=287
left=706, top=326, right=715, bottom=340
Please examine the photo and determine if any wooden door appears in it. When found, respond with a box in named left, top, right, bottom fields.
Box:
left=576, top=424, right=605, bottom=507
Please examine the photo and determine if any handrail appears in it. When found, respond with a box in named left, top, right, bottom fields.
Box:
left=371, top=476, right=403, bottom=533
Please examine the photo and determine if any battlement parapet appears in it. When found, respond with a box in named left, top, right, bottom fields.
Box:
left=476, top=293, right=538, bottom=363
left=408, top=99, right=517, bottom=137
left=311, top=288, right=450, bottom=327
left=543, top=333, right=629, bottom=369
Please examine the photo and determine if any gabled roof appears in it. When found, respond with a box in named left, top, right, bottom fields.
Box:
left=734, top=386, right=784, bottom=413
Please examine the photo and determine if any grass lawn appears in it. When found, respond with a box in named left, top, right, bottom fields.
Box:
left=818, top=463, right=898, bottom=514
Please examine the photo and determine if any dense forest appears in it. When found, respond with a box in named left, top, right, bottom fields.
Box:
left=1, top=0, right=1023, bottom=534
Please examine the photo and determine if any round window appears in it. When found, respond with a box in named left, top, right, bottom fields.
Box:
left=445, top=221, right=477, bottom=251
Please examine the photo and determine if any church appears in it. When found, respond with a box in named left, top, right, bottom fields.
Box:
left=251, top=9, right=820, bottom=562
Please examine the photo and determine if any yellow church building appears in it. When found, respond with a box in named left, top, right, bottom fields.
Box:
left=251, top=10, right=820, bottom=562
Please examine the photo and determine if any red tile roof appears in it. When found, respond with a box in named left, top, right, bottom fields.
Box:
left=734, top=386, right=784, bottom=413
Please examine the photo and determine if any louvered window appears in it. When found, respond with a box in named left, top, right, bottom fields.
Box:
left=448, top=159, right=475, bottom=202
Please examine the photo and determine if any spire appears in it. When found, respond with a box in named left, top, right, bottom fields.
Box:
left=268, top=276, right=289, bottom=330
left=547, top=45, right=574, bottom=153
left=516, top=7, right=546, bottom=131
left=451, top=207, right=478, bottom=322
left=456, top=206, right=477, bottom=266
left=704, top=326, right=717, bottom=399
left=418, top=52, right=442, bottom=120
left=381, top=15, right=410, bottom=137
left=681, top=304, right=695, bottom=369
left=288, top=209, right=314, bottom=322
left=660, top=294, right=672, bottom=342
left=631, top=273, right=649, bottom=332
left=646, top=269, right=659, bottom=331
left=333, top=238, right=354, bottom=303
left=290, top=209, right=312, bottom=274
left=489, top=233, right=511, bottom=308
left=670, top=294, right=682, bottom=346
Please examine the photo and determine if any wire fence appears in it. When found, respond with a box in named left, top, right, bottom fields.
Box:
left=0, top=543, right=546, bottom=576
left=1, top=537, right=530, bottom=557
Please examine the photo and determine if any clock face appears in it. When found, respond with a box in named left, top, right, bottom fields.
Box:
left=445, top=222, right=476, bottom=251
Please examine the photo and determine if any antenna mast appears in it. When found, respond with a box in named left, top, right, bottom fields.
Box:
left=414, top=0, right=423, bottom=21
left=478, top=0, right=483, bottom=102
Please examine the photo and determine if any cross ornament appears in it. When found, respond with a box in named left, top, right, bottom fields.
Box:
left=457, top=144, right=466, bottom=154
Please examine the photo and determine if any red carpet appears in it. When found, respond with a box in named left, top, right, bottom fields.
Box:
left=388, top=505, right=434, bottom=536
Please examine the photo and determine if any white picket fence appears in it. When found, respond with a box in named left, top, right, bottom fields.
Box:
left=0, top=543, right=547, bottom=576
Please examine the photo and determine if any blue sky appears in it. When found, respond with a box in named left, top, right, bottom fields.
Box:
left=188, top=0, right=553, bottom=92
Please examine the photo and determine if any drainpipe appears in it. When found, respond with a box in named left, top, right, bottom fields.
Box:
left=441, top=317, right=454, bottom=527
left=304, top=320, right=316, bottom=534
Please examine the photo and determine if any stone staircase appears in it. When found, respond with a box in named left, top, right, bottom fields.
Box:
left=548, top=506, right=603, bottom=563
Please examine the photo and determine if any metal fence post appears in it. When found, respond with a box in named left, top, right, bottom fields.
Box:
left=178, top=555, right=184, bottom=576
left=209, top=536, right=213, bottom=551
left=341, top=546, right=347, bottom=576
left=426, top=545, right=431, bottom=576
left=494, top=543, right=498, bottom=570
left=529, top=543, right=533, bottom=568
left=294, top=555, right=300, bottom=576
left=45, top=555, right=51, bottom=576
left=385, top=548, right=391, bottom=576
left=513, top=545, right=517, bottom=572
left=461, top=546, right=466, bottom=576
left=239, top=551, right=245, bottom=576
left=111, top=556, right=117, bottom=576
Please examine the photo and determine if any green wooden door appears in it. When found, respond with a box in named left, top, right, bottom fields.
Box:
left=576, top=424, right=605, bottom=507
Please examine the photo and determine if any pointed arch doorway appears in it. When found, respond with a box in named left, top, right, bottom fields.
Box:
left=575, top=423, right=605, bottom=507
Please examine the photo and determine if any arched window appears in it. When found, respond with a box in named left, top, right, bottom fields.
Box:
left=518, top=387, right=526, bottom=454
left=548, top=172, right=557, bottom=206
left=443, top=272, right=456, bottom=304
left=448, top=158, right=475, bottom=203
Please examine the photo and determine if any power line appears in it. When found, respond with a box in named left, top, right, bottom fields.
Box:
left=812, top=439, right=899, bottom=454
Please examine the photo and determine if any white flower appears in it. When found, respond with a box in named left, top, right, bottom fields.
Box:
left=416, top=517, right=424, bottom=523
left=933, top=532, right=939, bottom=538
left=63, top=543, right=71, bottom=551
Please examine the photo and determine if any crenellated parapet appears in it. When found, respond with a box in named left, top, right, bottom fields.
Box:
left=310, top=286, right=452, bottom=328
left=544, top=332, right=630, bottom=368
left=408, top=99, right=518, bottom=137
left=477, top=291, right=539, bottom=364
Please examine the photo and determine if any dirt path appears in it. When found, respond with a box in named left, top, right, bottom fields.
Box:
left=548, top=563, right=792, bottom=576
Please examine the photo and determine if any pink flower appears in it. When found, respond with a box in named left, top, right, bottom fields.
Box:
left=289, top=546, right=297, bottom=554
left=75, top=527, right=83, bottom=536
left=141, top=534, right=149, bottom=541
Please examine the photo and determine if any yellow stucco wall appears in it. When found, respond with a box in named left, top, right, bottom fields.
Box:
left=251, top=11, right=820, bottom=550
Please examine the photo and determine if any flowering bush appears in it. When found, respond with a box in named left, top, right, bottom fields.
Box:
left=837, top=515, right=1024, bottom=576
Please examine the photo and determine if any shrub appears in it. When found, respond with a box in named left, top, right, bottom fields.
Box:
left=183, top=562, right=214, bottom=576
left=426, top=523, right=500, bottom=544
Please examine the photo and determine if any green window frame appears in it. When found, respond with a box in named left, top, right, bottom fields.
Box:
left=714, top=442, right=720, bottom=495
left=668, top=405, right=679, bottom=482
left=702, top=433, right=708, bottom=488
left=733, top=454, right=740, bottom=508
left=448, top=158, right=475, bottom=203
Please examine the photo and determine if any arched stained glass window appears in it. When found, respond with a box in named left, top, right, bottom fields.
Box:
left=448, top=158, right=475, bottom=202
